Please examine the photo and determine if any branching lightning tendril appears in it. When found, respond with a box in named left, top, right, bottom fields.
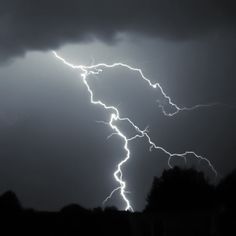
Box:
left=52, top=51, right=217, bottom=212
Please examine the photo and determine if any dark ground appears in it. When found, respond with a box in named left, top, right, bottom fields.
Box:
left=0, top=167, right=235, bottom=236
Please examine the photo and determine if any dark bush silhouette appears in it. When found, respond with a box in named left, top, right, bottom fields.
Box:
left=145, top=167, right=215, bottom=211
left=0, top=190, right=22, bottom=213
left=0, top=167, right=235, bottom=236
left=104, top=205, right=119, bottom=212
left=217, top=169, right=236, bottom=210
left=60, top=203, right=89, bottom=215
left=215, top=170, right=236, bottom=236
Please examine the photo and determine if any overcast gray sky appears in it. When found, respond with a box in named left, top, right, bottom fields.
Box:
left=0, top=0, right=236, bottom=211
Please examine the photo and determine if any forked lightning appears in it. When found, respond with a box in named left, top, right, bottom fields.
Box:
left=53, top=51, right=217, bottom=211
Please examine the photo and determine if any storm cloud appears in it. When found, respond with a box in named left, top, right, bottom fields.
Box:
left=0, top=0, right=236, bottom=211
left=1, top=0, right=236, bottom=62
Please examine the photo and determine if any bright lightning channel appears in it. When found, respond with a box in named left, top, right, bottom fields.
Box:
left=52, top=51, right=217, bottom=212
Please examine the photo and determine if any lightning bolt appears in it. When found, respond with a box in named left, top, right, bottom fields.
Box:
left=52, top=51, right=217, bottom=212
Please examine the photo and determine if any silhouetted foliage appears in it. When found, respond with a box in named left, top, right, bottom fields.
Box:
left=217, top=169, right=236, bottom=210
left=60, top=203, right=89, bottom=215
left=104, top=205, right=119, bottom=212
left=145, top=167, right=215, bottom=211
left=92, top=206, right=103, bottom=214
left=215, top=170, right=236, bottom=236
left=0, top=167, right=235, bottom=236
left=0, top=190, right=22, bottom=213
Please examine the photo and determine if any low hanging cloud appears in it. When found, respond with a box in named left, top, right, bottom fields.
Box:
left=0, top=0, right=236, bottom=62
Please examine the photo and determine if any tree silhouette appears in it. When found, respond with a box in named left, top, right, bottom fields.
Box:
left=145, top=167, right=215, bottom=211
left=215, top=169, right=236, bottom=236
left=0, top=167, right=236, bottom=236
left=60, top=203, right=88, bottom=215
left=0, top=190, right=22, bottom=214
left=217, top=169, right=236, bottom=210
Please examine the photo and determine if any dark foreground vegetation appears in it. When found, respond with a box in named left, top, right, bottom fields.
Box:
left=0, top=167, right=236, bottom=236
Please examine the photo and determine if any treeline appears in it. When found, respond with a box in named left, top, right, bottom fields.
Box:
left=0, top=167, right=235, bottom=236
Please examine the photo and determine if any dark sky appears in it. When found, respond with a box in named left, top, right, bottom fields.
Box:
left=0, top=0, right=236, bottom=211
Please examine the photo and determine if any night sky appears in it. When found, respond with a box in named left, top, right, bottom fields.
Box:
left=0, top=0, right=236, bottom=211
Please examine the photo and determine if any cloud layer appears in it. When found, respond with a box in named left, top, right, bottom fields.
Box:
left=1, top=0, right=236, bottom=62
